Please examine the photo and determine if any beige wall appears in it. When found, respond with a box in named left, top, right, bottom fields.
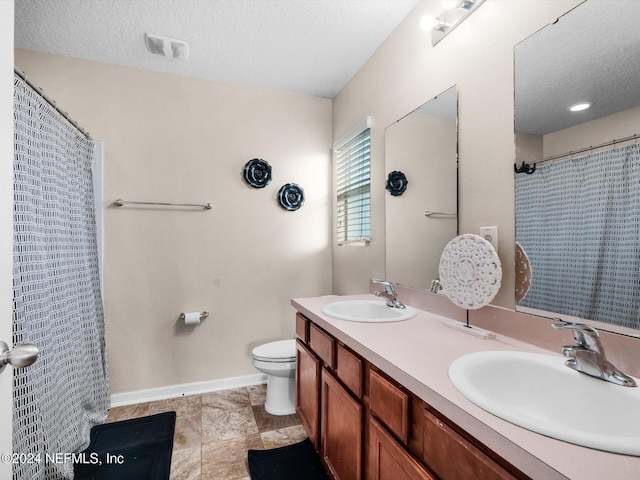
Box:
left=544, top=105, right=640, bottom=157
left=332, top=0, right=583, bottom=308
left=15, top=50, right=332, bottom=394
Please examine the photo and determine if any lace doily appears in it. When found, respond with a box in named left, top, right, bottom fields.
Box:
left=515, top=242, right=532, bottom=302
left=439, top=234, right=502, bottom=310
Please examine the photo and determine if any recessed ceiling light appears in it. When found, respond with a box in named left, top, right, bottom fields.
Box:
left=568, top=102, right=593, bottom=112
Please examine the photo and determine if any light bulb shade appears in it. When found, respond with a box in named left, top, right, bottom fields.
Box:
left=420, top=14, right=438, bottom=31
left=420, top=14, right=448, bottom=32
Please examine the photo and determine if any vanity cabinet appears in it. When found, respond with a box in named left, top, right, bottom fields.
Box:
left=297, top=313, right=364, bottom=478
left=295, top=312, right=528, bottom=480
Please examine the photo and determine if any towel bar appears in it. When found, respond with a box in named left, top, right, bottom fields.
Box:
left=114, top=199, right=212, bottom=210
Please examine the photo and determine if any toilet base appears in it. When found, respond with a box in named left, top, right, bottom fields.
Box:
left=265, top=374, right=296, bottom=416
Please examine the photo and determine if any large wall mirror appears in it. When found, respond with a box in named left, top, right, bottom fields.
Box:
left=514, top=0, right=640, bottom=335
left=385, top=85, right=458, bottom=290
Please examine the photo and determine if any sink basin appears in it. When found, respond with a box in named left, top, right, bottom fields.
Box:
left=321, top=300, right=416, bottom=323
left=449, top=350, right=640, bottom=456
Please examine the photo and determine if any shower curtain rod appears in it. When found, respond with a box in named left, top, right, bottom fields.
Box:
left=14, top=67, right=91, bottom=139
left=535, top=133, right=639, bottom=166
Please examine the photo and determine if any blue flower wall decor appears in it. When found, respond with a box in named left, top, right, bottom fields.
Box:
left=278, top=183, right=304, bottom=211
left=243, top=158, right=272, bottom=188
left=386, top=170, right=408, bottom=196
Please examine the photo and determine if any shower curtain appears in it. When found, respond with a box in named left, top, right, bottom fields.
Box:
left=516, top=143, right=640, bottom=330
left=13, top=77, right=109, bottom=479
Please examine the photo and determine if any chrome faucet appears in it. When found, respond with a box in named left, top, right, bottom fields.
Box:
left=551, top=321, right=637, bottom=387
left=430, top=278, right=443, bottom=293
left=372, top=279, right=406, bottom=309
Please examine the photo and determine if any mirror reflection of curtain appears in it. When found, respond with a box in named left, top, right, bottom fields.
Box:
left=13, top=77, right=109, bottom=480
left=516, top=144, right=640, bottom=330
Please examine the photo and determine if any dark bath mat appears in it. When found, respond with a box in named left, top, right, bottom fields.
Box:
left=248, top=438, right=330, bottom=480
left=74, top=411, right=176, bottom=480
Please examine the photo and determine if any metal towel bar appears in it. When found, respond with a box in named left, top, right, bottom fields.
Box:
left=114, top=199, right=212, bottom=210
left=424, top=211, right=457, bottom=218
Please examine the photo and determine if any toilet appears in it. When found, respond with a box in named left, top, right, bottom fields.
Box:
left=251, top=339, right=297, bottom=415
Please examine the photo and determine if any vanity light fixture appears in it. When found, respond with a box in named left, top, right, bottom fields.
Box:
left=421, top=0, right=485, bottom=46
left=568, top=102, right=593, bottom=112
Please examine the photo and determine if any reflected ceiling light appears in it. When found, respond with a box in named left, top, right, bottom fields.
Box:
left=423, top=0, right=485, bottom=46
left=568, top=102, right=593, bottom=112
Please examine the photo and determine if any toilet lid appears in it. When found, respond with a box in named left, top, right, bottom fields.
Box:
left=252, top=339, right=296, bottom=362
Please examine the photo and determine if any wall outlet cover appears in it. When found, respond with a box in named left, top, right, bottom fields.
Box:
left=480, top=226, right=498, bottom=252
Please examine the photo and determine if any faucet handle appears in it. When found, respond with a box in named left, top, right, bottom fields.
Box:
left=551, top=321, right=603, bottom=353
left=372, top=279, right=395, bottom=295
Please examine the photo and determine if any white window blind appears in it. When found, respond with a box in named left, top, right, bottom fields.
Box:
left=335, top=123, right=371, bottom=245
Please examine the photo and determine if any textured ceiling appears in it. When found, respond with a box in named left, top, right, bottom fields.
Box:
left=14, top=0, right=418, bottom=99
left=516, top=0, right=640, bottom=135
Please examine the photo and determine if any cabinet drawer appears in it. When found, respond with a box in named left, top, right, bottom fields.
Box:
left=369, top=417, right=435, bottom=480
left=370, top=369, right=410, bottom=444
left=295, top=313, right=308, bottom=342
left=336, top=343, right=363, bottom=398
left=309, top=322, right=335, bottom=368
left=423, top=410, right=517, bottom=480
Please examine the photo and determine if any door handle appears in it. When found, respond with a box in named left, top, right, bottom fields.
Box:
left=0, top=341, right=39, bottom=374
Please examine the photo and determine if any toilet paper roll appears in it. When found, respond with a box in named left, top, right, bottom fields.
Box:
left=183, top=312, right=201, bottom=326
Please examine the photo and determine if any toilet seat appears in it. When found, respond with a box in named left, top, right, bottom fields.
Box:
left=251, top=339, right=296, bottom=363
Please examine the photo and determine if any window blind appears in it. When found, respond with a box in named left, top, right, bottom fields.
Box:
left=336, top=127, right=371, bottom=245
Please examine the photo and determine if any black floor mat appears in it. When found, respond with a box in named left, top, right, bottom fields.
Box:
left=248, top=438, right=330, bottom=480
left=74, top=411, right=176, bottom=480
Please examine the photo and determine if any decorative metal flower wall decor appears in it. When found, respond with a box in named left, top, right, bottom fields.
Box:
left=386, top=170, right=408, bottom=196
left=243, top=158, right=272, bottom=188
left=278, top=183, right=305, bottom=211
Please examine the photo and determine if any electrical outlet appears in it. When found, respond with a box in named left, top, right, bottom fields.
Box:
left=480, top=226, right=498, bottom=252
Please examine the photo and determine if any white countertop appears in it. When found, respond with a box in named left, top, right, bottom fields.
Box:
left=292, top=294, right=640, bottom=480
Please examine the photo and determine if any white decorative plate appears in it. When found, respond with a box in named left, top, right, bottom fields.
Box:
left=515, top=242, right=532, bottom=302
left=439, top=234, right=502, bottom=310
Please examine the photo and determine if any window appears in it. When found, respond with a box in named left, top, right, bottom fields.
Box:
left=335, top=118, right=371, bottom=245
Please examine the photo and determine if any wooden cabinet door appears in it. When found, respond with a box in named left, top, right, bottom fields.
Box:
left=321, top=367, right=363, bottom=480
left=296, top=339, right=321, bottom=448
left=369, top=418, right=435, bottom=480
left=423, top=410, right=518, bottom=480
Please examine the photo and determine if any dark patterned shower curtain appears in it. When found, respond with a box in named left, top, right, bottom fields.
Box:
left=516, top=143, right=640, bottom=330
left=13, top=76, right=109, bottom=479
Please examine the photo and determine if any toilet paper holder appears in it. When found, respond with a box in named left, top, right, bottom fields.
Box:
left=179, top=311, right=209, bottom=321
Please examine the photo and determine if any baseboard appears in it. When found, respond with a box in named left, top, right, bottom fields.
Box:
left=110, top=373, right=268, bottom=407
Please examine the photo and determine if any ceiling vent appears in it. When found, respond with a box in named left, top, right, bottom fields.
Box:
left=144, top=33, right=189, bottom=61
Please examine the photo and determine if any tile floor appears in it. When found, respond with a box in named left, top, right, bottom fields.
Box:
left=106, top=385, right=308, bottom=480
